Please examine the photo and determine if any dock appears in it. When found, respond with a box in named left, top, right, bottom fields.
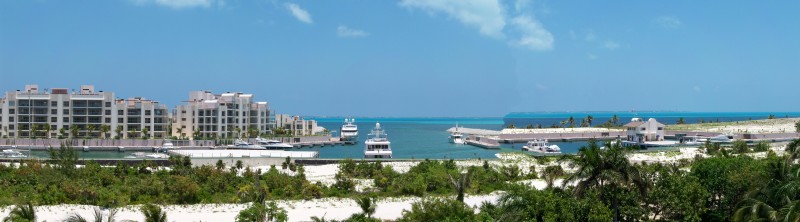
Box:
left=169, top=149, right=319, bottom=159
left=465, top=135, right=501, bottom=149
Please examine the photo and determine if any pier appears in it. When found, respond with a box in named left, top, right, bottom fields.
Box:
left=169, top=149, right=319, bottom=159
left=465, top=135, right=500, bottom=149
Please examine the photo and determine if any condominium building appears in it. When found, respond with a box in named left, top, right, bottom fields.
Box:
left=0, top=84, right=169, bottom=139
left=273, top=114, right=324, bottom=136
left=172, top=91, right=271, bottom=139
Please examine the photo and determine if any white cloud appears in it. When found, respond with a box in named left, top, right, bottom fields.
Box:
left=602, top=41, right=619, bottom=50
left=399, top=0, right=554, bottom=51
left=654, top=16, right=682, bottom=29
left=399, top=0, right=506, bottom=38
left=535, top=83, right=548, bottom=91
left=584, top=32, right=596, bottom=42
left=337, top=25, right=370, bottom=38
left=509, top=15, right=553, bottom=51
left=693, top=86, right=701, bottom=92
left=133, top=0, right=221, bottom=9
left=569, top=30, right=577, bottom=40
left=285, top=3, right=312, bottom=24
left=587, top=53, right=598, bottom=60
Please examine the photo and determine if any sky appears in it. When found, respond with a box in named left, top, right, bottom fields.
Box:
left=1, top=0, right=798, bottom=117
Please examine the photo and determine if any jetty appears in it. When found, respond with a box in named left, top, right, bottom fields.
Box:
left=169, top=149, right=319, bottom=159
left=465, top=135, right=500, bottom=149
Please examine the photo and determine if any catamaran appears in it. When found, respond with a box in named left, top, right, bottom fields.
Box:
left=364, top=122, right=392, bottom=158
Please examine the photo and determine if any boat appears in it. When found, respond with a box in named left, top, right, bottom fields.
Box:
left=340, top=118, right=359, bottom=144
left=1, top=149, right=27, bottom=158
left=364, top=122, right=392, bottom=158
left=228, top=139, right=266, bottom=150
left=522, top=139, right=561, bottom=153
left=154, top=141, right=176, bottom=152
left=449, top=123, right=466, bottom=145
left=125, top=152, right=169, bottom=159
left=255, top=137, right=294, bottom=150
left=699, top=134, right=734, bottom=143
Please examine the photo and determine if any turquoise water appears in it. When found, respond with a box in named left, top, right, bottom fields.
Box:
left=15, top=112, right=792, bottom=160
left=306, top=117, right=592, bottom=159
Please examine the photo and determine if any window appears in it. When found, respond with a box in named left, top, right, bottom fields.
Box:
left=51, top=117, right=57, bottom=122
left=9, top=125, right=14, bottom=130
left=9, top=109, right=14, bottom=114
left=145, top=118, right=151, bottom=123
left=657, top=127, right=663, bottom=130
left=145, top=110, right=151, bottom=116
left=105, top=110, right=111, bottom=115
left=0, top=109, right=2, bottom=114
left=641, top=127, right=646, bottom=131
left=105, top=118, right=111, bottom=123
left=51, top=109, right=57, bottom=115
left=63, top=117, right=69, bottom=122
left=118, top=110, right=123, bottom=115
left=9, top=117, right=14, bottom=122
left=105, top=102, right=111, bottom=107
left=63, top=101, right=69, bottom=107
left=51, top=101, right=57, bottom=107
left=118, top=118, right=123, bottom=123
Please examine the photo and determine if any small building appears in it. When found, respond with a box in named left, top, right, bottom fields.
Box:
left=624, top=118, right=666, bottom=143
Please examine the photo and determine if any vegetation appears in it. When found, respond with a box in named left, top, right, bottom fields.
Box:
left=6, top=138, right=800, bottom=221
left=140, top=204, right=167, bottom=222
left=2, top=203, right=35, bottom=222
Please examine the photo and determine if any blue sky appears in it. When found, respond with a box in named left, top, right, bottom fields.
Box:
left=1, top=0, right=798, bottom=117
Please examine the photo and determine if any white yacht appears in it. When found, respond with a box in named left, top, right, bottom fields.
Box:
left=162, top=141, right=176, bottom=149
left=256, top=137, right=294, bottom=150
left=522, top=139, right=561, bottom=153
left=228, top=139, right=265, bottom=150
left=340, top=118, right=359, bottom=144
left=1, top=149, right=27, bottom=158
left=125, top=152, right=169, bottom=159
left=699, top=134, right=734, bottom=143
left=449, top=123, right=466, bottom=145
left=364, top=122, right=392, bottom=158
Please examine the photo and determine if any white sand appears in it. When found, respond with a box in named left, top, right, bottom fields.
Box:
left=501, top=127, right=622, bottom=135
left=0, top=194, right=501, bottom=222
left=668, top=118, right=800, bottom=134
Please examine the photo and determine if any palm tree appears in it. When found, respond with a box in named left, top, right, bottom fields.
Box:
left=236, top=127, right=242, bottom=139
left=731, top=157, right=800, bottom=222
left=355, top=197, right=376, bottom=218
left=30, top=124, right=40, bottom=139
left=449, top=172, right=471, bottom=203
left=44, top=124, right=52, bottom=139
left=177, top=128, right=183, bottom=140
left=87, top=124, right=97, bottom=139
left=567, top=116, right=575, bottom=127
left=140, top=204, right=167, bottom=222
left=141, top=127, right=149, bottom=139
left=70, top=125, right=80, bottom=139
left=115, top=125, right=123, bottom=139
left=100, top=124, right=110, bottom=140
left=586, top=115, right=594, bottom=127
left=2, top=203, right=36, bottom=222
left=611, top=114, right=620, bottom=126
left=65, top=207, right=115, bottom=222
left=563, top=140, right=647, bottom=222
left=542, top=165, right=565, bottom=189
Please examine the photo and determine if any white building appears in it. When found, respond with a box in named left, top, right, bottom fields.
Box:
left=273, top=114, right=325, bottom=136
left=624, top=118, right=666, bottom=143
left=172, top=91, right=271, bottom=139
left=0, top=84, right=169, bottom=139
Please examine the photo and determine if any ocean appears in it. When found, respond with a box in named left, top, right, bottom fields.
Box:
left=22, top=112, right=800, bottom=160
